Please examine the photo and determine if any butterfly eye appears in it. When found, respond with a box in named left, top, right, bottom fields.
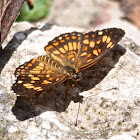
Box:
left=72, top=73, right=82, bottom=81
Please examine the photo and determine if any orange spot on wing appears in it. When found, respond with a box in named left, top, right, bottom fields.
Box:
left=102, top=35, right=107, bottom=42
left=73, top=42, right=77, bottom=50
left=53, top=50, right=60, bottom=54
left=98, top=49, right=101, bottom=53
left=47, top=70, right=52, bottom=73
left=68, top=42, right=73, bottom=50
left=72, top=58, right=75, bottom=61
left=59, top=47, right=66, bottom=53
left=110, top=44, right=114, bottom=49
left=26, top=86, right=35, bottom=89
left=68, top=54, right=74, bottom=59
left=83, top=39, right=89, bottom=44
left=106, top=37, right=111, bottom=43
left=96, top=40, right=101, bottom=44
left=60, top=40, right=65, bottom=43
left=45, top=45, right=53, bottom=51
left=78, top=37, right=81, bottom=40
left=65, top=37, right=70, bottom=40
left=27, top=63, right=32, bottom=67
left=84, top=46, right=88, bottom=51
left=42, top=80, right=52, bottom=84
left=71, top=36, right=76, bottom=39
left=53, top=42, right=59, bottom=46
left=77, top=42, right=80, bottom=50
left=93, top=50, right=99, bottom=56
left=60, top=54, right=65, bottom=58
left=31, top=59, right=36, bottom=64
left=49, top=77, right=54, bottom=80
left=64, top=45, right=68, bottom=51
left=89, top=41, right=95, bottom=48
left=80, top=52, right=87, bottom=56
left=87, top=59, right=92, bottom=62
left=107, top=42, right=113, bottom=48
left=34, top=87, right=42, bottom=90
left=31, top=77, right=40, bottom=80
left=84, top=35, right=89, bottom=38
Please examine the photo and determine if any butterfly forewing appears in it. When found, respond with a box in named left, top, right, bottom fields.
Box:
left=44, top=32, right=83, bottom=69
left=13, top=56, right=68, bottom=92
left=76, top=28, right=125, bottom=71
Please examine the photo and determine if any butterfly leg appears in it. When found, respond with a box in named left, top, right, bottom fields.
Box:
left=64, top=79, right=70, bottom=100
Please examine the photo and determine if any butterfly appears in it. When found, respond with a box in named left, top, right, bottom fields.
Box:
left=13, top=28, right=125, bottom=93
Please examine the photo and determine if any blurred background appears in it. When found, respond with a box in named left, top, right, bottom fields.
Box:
left=16, top=0, right=140, bottom=30
left=1, top=0, right=140, bottom=45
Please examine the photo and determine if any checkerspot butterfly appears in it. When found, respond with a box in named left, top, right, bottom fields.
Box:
left=13, top=28, right=125, bottom=93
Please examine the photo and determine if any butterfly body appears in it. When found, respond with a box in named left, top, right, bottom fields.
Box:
left=38, top=55, right=78, bottom=76
left=38, top=56, right=82, bottom=82
left=13, top=28, right=125, bottom=92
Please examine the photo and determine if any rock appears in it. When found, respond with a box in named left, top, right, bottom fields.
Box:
left=108, top=133, right=136, bottom=140
left=0, top=22, right=140, bottom=140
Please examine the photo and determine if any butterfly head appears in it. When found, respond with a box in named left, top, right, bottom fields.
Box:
left=64, top=66, right=82, bottom=81
left=71, top=72, right=82, bottom=82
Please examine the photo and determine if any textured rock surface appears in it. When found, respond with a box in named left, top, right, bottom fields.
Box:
left=0, top=22, right=140, bottom=140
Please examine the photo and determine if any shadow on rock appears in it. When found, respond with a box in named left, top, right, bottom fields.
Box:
left=12, top=44, right=126, bottom=121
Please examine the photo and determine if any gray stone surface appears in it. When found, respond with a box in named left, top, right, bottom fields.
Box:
left=0, top=22, right=140, bottom=140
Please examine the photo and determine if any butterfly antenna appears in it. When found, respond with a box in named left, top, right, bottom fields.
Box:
left=64, top=79, right=70, bottom=100
left=75, top=102, right=81, bottom=126
left=86, top=87, right=118, bottom=98
left=88, top=66, right=115, bottom=72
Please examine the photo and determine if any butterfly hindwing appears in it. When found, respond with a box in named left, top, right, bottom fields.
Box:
left=76, top=28, right=125, bottom=71
left=13, top=56, right=68, bottom=92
